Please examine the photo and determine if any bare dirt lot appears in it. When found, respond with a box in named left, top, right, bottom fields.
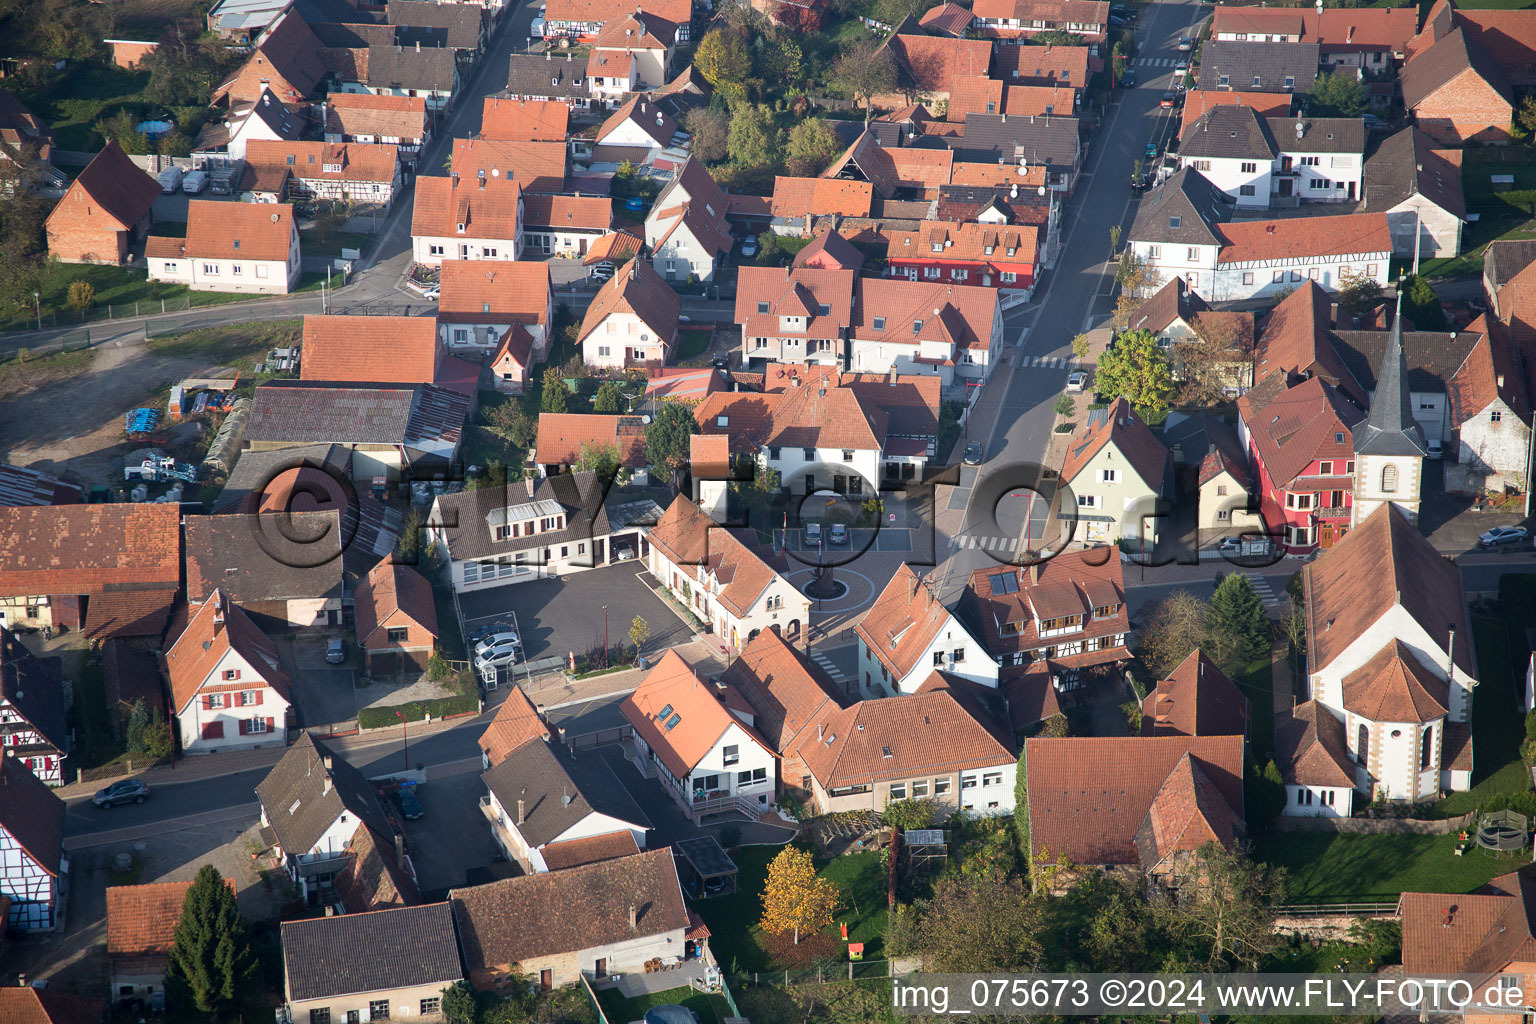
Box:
left=0, top=322, right=300, bottom=493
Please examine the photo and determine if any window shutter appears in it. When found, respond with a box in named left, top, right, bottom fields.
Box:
left=204, top=695, right=214, bottom=710
left=254, top=689, right=264, bottom=706
left=239, top=719, right=249, bottom=735
left=202, top=721, right=224, bottom=740
left=266, top=717, right=275, bottom=733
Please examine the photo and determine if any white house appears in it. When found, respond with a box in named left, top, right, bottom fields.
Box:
left=1447, top=318, right=1534, bottom=495
left=586, top=11, right=674, bottom=104
left=645, top=157, right=732, bottom=284
left=1128, top=168, right=1392, bottom=303
left=479, top=737, right=649, bottom=873
left=436, top=259, right=552, bottom=357
left=147, top=200, right=301, bottom=295
left=1304, top=504, right=1478, bottom=802
left=241, top=140, right=403, bottom=209
left=619, top=650, right=779, bottom=823
left=521, top=195, right=616, bottom=256
left=577, top=260, right=681, bottom=369
left=411, top=174, right=524, bottom=266
left=1178, top=106, right=1365, bottom=208
left=0, top=752, right=65, bottom=931
left=1058, top=398, right=1173, bottom=546
left=847, top=278, right=1004, bottom=384
left=255, top=734, right=400, bottom=903
left=164, top=590, right=292, bottom=755
left=855, top=563, right=997, bottom=697
left=592, top=95, right=681, bottom=164
left=196, top=88, right=303, bottom=163
left=1365, top=126, right=1465, bottom=260
left=1276, top=700, right=1357, bottom=817
left=646, top=496, right=812, bottom=650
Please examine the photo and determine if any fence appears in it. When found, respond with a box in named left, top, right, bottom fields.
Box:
left=1275, top=902, right=1399, bottom=917
left=144, top=305, right=312, bottom=337
left=729, top=959, right=901, bottom=988
left=4, top=326, right=94, bottom=361
left=1273, top=810, right=1476, bottom=835
left=565, top=725, right=632, bottom=750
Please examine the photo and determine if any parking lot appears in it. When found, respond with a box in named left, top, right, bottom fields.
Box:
left=397, top=768, right=499, bottom=897
left=458, top=563, right=692, bottom=662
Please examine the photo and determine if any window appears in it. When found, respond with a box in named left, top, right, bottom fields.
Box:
left=208, top=693, right=226, bottom=709
left=961, top=774, right=978, bottom=789
left=758, top=301, right=769, bottom=313
left=1300, top=156, right=1319, bottom=167
left=223, top=669, right=240, bottom=681
left=952, top=648, right=965, bottom=663
left=369, top=1002, right=390, bottom=1021
left=1218, top=75, right=1229, bottom=87
left=597, top=345, right=610, bottom=357
left=1147, top=245, right=1161, bottom=259
left=802, top=447, right=814, bottom=460
left=1309, top=267, right=1319, bottom=280
left=1421, top=725, right=1434, bottom=771
left=1366, top=264, right=1378, bottom=276
left=1381, top=464, right=1397, bottom=493
left=1273, top=270, right=1285, bottom=283
left=1419, top=398, right=1436, bottom=411
left=982, top=771, right=1003, bottom=787
left=723, top=744, right=739, bottom=766
left=420, top=999, right=441, bottom=1017
left=1101, top=468, right=1118, bottom=483
left=889, top=783, right=907, bottom=800
left=311, top=1012, right=331, bottom=1024
left=484, top=248, right=498, bottom=258
left=1242, top=271, right=1254, bottom=285
left=387, top=627, right=409, bottom=642
left=1290, top=270, right=1303, bottom=282
left=1285, top=492, right=1314, bottom=510
left=1240, top=162, right=1258, bottom=174
left=912, top=780, right=928, bottom=798
left=248, top=717, right=269, bottom=734
left=934, top=778, right=951, bottom=795
left=1239, top=185, right=1256, bottom=197
left=1190, top=160, right=1211, bottom=172
left=203, top=263, right=220, bottom=275
left=933, top=650, right=945, bottom=666
left=1217, top=509, right=1230, bottom=521
left=1295, top=787, right=1312, bottom=806
left=1253, top=76, right=1262, bottom=87
left=873, top=316, right=886, bottom=330
left=1168, top=216, right=1182, bottom=229
left=1491, top=410, right=1503, bottom=423
left=1186, top=246, right=1199, bottom=261
left=1283, top=75, right=1295, bottom=89
left=1356, top=723, right=1369, bottom=764
left=239, top=690, right=257, bottom=706
left=1077, top=494, right=1098, bottom=508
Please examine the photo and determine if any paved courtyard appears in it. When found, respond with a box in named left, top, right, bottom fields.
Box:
left=458, top=563, right=691, bottom=662
left=398, top=768, right=496, bottom=898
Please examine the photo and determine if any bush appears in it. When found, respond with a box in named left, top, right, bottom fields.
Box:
left=1053, top=423, right=1073, bottom=433
left=357, top=693, right=478, bottom=729
left=883, top=797, right=940, bottom=832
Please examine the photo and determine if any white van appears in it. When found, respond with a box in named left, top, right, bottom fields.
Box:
left=181, top=170, right=209, bottom=194
left=157, top=166, right=184, bottom=193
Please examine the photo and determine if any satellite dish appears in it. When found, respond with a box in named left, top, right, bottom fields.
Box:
left=491, top=167, right=500, bottom=177
left=641, top=415, right=652, bottom=424
left=271, top=212, right=280, bottom=223
left=1038, top=185, right=1047, bottom=196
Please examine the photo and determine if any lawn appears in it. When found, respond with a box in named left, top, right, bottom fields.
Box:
left=1428, top=613, right=1523, bottom=817
left=300, top=230, right=377, bottom=257
left=594, top=985, right=733, bottom=1024
left=2, top=263, right=326, bottom=332
left=1235, top=655, right=1275, bottom=762
left=69, top=659, right=127, bottom=770
left=1419, top=149, right=1536, bottom=280
left=690, top=845, right=888, bottom=976
left=0, top=348, right=94, bottom=398
left=145, top=319, right=302, bottom=373
left=674, top=325, right=713, bottom=363
left=1256, top=832, right=1517, bottom=902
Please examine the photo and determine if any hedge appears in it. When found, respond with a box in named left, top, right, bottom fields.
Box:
left=357, top=693, right=479, bottom=729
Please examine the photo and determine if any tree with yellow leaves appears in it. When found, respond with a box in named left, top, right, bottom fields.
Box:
left=759, top=846, right=839, bottom=944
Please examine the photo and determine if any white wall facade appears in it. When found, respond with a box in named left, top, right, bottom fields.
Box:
left=1384, top=201, right=1462, bottom=259
left=856, top=620, right=998, bottom=698
left=647, top=545, right=810, bottom=649
left=1131, top=242, right=1391, bottom=303
left=761, top=447, right=882, bottom=496
left=1282, top=784, right=1353, bottom=817
left=413, top=225, right=525, bottom=266
left=148, top=228, right=300, bottom=294
left=1180, top=156, right=1274, bottom=209
left=1351, top=451, right=1423, bottom=527
left=1065, top=443, right=1164, bottom=544
left=649, top=226, right=718, bottom=283
left=1454, top=398, right=1532, bottom=493
left=582, top=310, right=672, bottom=368
left=176, top=647, right=291, bottom=754
left=483, top=786, right=646, bottom=873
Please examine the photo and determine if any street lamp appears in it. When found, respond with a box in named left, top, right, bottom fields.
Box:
left=602, top=604, right=608, bottom=663
left=33, top=291, right=40, bottom=331
left=394, top=710, right=408, bottom=772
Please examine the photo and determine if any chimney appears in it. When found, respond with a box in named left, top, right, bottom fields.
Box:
left=213, top=591, right=226, bottom=635
left=322, top=754, right=334, bottom=771
left=517, top=796, right=526, bottom=824
left=415, top=40, right=420, bottom=52
left=1027, top=562, right=1038, bottom=586
left=628, top=904, right=638, bottom=930
left=451, top=171, right=459, bottom=189
left=525, top=474, right=536, bottom=497
left=322, top=775, right=332, bottom=795
left=394, top=832, right=406, bottom=868
left=1446, top=627, right=1456, bottom=684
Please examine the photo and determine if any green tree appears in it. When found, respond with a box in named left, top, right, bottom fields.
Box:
left=882, top=797, right=939, bottom=831
left=1112, top=250, right=1154, bottom=329
left=628, top=614, right=650, bottom=658
left=592, top=380, right=626, bottom=413
left=395, top=507, right=422, bottom=563
left=485, top=401, right=536, bottom=448
left=683, top=107, right=729, bottom=163
left=1335, top=267, right=1383, bottom=321
left=727, top=102, right=781, bottom=168
left=1071, top=332, right=1091, bottom=360
left=1156, top=843, right=1285, bottom=971
left=125, top=698, right=151, bottom=753
left=441, top=981, right=478, bottom=1024
left=694, top=29, right=751, bottom=90
left=141, top=711, right=173, bottom=759
left=831, top=37, right=898, bottom=122
left=916, top=874, right=1042, bottom=972
left=1040, top=713, right=1069, bottom=737
left=1308, top=71, right=1365, bottom=118
left=1013, top=744, right=1030, bottom=859
left=541, top=367, right=570, bottom=413
left=1518, top=95, right=1536, bottom=138
left=1208, top=572, right=1269, bottom=669
left=1053, top=394, right=1076, bottom=418
left=66, top=279, right=95, bottom=313
left=1095, top=328, right=1174, bottom=422
left=785, top=118, right=843, bottom=176
left=164, top=865, right=258, bottom=1017
left=1057, top=872, right=1158, bottom=972
left=1139, top=589, right=1209, bottom=678
left=1400, top=274, right=1446, bottom=330
left=645, top=400, right=698, bottom=489
left=1249, top=759, right=1287, bottom=831
left=760, top=846, right=840, bottom=943
left=575, top=440, right=623, bottom=479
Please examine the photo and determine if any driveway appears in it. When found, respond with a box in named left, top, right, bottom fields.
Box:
left=457, top=563, right=691, bottom=662
left=282, top=634, right=363, bottom=728
left=398, top=769, right=496, bottom=898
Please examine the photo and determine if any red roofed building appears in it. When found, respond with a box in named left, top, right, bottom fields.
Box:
left=353, top=559, right=439, bottom=676
left=532, top=413, right=648, bottom=474
left=576, top=259, right=681, bottom=369
left=543, top=0, right=690, bottom=43
left=146, top=200, right=301, bottom=294
left=1178, top=91, right=1291, bottom=138
left=241, top=139, right=402, bottom=207
left=44, top=141, right=160, bottom=265
left=164, top=590, right=293, bottom=754
left=971, top=0, right=1108, bottom=40
left=874, top=34, right=995, bottom=106
left=991, top=43, right=1091, bottom=86
left=1211, top=5, right=1415, bottom=67
left=882, top=220, right=1041, bottom=296
left=523, top=194, right=620, bottom=255
left=437, top=259, right=553, bottom=363
left=479, top=96, right=569, bottom=141
left=411, top=173, right=524, bottom=266
left=323, top=94, right=430, bottom=166
left=856, top=564, right=997, bottom=697
left=211, top=9, right=326, bottom=108
left=107, top=880, right=197, bottom=1001
left=300, top=314, right=443, bottom=385
left=1141, top=649, right=1250, bottom=740
left=450, top=136, right=567, bottom=195
left=0, top=504, right=179, bottom=639
left=1058, top=399, right=1172, bottom=545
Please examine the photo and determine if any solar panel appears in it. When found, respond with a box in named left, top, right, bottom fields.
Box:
left=904, top=829, right=945, bottom=847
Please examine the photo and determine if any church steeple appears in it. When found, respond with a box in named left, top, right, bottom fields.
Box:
left=1353, top=291, right=1428, bottom=458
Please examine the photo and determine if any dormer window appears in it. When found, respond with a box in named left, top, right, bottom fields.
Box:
left=984, top=244, right=995, bottom=255
left=1169, top=215, right=1182, bottom=228
left=931, top=242, right=943, bottom=253
left=912, top=319, right=922, bottom=334
left=457, top=223, right=466, bottom=234
left=817, top=303, right=830, bottom=316
left=323, top=162, right=342, bottom=173
left=716, top=415, right=729, bottom=428
left=873, top=316, right=886, bottom=330
left=757, top=301, right=769, bottom=313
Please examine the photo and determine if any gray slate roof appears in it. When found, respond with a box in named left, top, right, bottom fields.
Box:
left=387, top=0, right=484, bottom=49
left=256, top=733, right=394, bottom=856
left=1363, top=125, right=1467, bottom=219
left=506, top=54, right=587, bottom=99
left=1268, top=116, right=1365, bottom=154
left=1329, top=328, right=1479, bottom=396
left=367, top=44, right=457, bottom=91
left=1352, top=300, right=1429, bottom=456
left=429, top=470, right=614, bottom=561
left=281, top=902, right=461, bottom=1002
left=1179, top=104, right=1276, bottom=161
left=955, top=113, right=1080, bottom=169
left=246, top=382, right=469, bottom=451
left=1198, top=40, right=1321, bottom=93
left=1485, top=239, right=1536, bottom=294
left=481, top=740, right=650, bottom=849
left=1128, top=166, right=1230, bottom=247
left=183, top=511, right=345, bottom=605
left=1, top=630, right=67, bottom=754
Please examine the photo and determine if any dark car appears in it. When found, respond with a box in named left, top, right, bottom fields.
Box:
left=93, top=779, right=150, bottom=808
left=1121, top=68, right=1136, bottom=86
left=963, top=442, right=983, bottom=465
left=1131, top=168, right=1150, bottom=189
left=396, top=786, right=424, bottom=820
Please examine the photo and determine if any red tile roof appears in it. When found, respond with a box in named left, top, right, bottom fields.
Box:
left=1179, top=91, right=1291, bottom=137
left=1216, top=213, right=1393, bottom=263
left=1252, top=280, right=1366, bottom=402
left=300, top=314, right=440, bottom=384
left=1141, top=649, right=1249, bottom=738
left=919, top=1, right=974, bottom=35
left=849, top=277, right=999, bottom=352
left=163, top=590, right=292, bottom=714
left=1024, top=734, right=1244, bottom=866
left=620, top=649, right=769, bottom=777
left=1060, top=398, right=1170, bottom=490
left=962, top=548, right=1127, bottom=659
left=534, top=413, right=648, bottom=468
left=854, top=564, right=956, bottom=682
left=694, top=382, right=887, bottom=452
left=353, top=559, right=439, bottom=650
left=576, top=259, right=681, bottom=347
left=245, top=139, right=398, bottom=184
left=991, top=43, right=1092, bottom=85
left=522, top=193, right=615, bottom=232
left=1274, top=699, right=1355, bottom=788
left=771, top=176, right=875, bottom=220
left=645, top=496, right=787, bottom=620
left=412, top=174, right=524, bottom=242
left=324, top=93, right=429, bottom=142
left=0, top=990, right=104, bottom=1024
left=478, top=686, right=550, bottom=766
left=1133, top=752, right=1246, bottom=872
left=1340, top=638, right=1450, bottom=723
left=1448, top=317, right=1532, bottom=426
left=51, top=140, right=159, bottom=231
left=437, top=260, right=550, bottom=325
left=884, top=34, right=994, bottom=94
left=0, top=505, right=179, bottom=597
left=539, top=830, right=640, bottom=870
left=480, top=96, right=569, bottom=141
left=178, top=200, right=294, bottom=263
left=883, top=221, right=1040, bottom=266
left=646, top=366, right=724, bottom=403
left=106, top=880, right=196, bottom=959
left=450, top=137, right=566, bottom=193
left=1237, top=376, right=1362, bottom=490
left=544, top=0, right=689, bottom=31
left=720, top=628, right=842, bottom=754
left=583, top=229, right=642, bottom=265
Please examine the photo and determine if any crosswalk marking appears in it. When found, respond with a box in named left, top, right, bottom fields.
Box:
left=951, top=535, right=1022, bottom=552
left=1134, top=57, right=1175, bottom=67
left=1243, top=572, right=1281, bottom=608
left=1019, top=355, right=1070, bottom=368
left=809, top=649, right=849, bottom=682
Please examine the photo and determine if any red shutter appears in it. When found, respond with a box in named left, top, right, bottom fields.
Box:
left=204, top=694, right=213, bottom=710
left=254, top=689, right=264, bottom=706
left=201, top=721, right=224, bottom=740
left=238, top=719, right=249, bottom=735
left=266, top=717, right=275, bottom=733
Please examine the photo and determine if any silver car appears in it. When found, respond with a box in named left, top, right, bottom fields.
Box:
left=475, top=631, right=520, bottom=655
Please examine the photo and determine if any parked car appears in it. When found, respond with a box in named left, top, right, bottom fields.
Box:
left=476, top=632, right=521, bottom=657
left=1174, top=57, right=1190, bottom=72
left=1121, top=68, right=1136, bottom=86
left=1159, top=91, right=1174, bottom=108
left=963, top=442, right=983, bottom=465
left=741, top=236, right=758, bottom=257
left=1145, top=140, right=1161, bottom=159
left=396, top=785, right=424, bottom=820
left=1131, top=168, right=1150, bottom=190
left=805, top=521, right=822, bottom=544
left=1427, top=438, right=1444, bottom=460
left=614, top=546, right=636, bottom=561
left=157, top=166, right=183, bottom=193
left=93, top=779, right=150, bottom=808
left=1478, top=525, right=1530, bottom=549
left=422, top=285, right=440, bottom=301
left=1066, top=370, right=1088, bottom=392
left=474, top=645, right=520, bottom=674
left=325, top=637, right=346, bottom=664
left=829, top=522, right=848, bottom=545
left=181, top=170, right=209, bottom=194
left=1177, top=36, right=1193, bottom=50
